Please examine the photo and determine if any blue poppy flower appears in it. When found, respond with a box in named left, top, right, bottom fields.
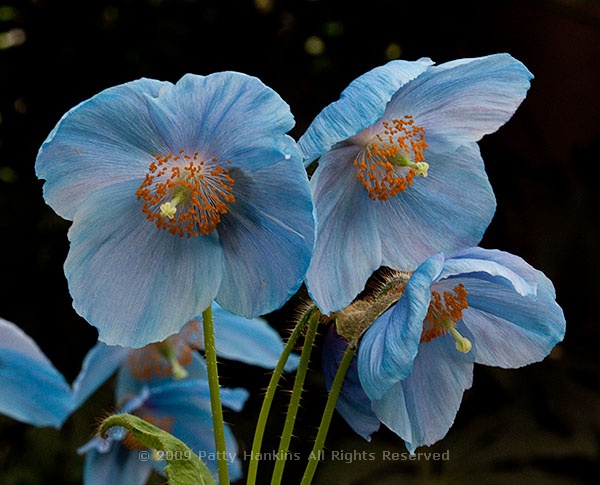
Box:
left=299, top=54, right=533, bottom=314
left=0, top=317, right=72, bottom=428
left=78, top=380, right=248, bottom=484
left=323, top=248, right=566, bottom=452
left=35, top=72, right=315, bottom=347
left=71, top=302, right=300, bottom=413
left=73, top=303, right=298, bottom=483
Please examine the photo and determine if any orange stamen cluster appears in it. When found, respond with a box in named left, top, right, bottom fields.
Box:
left=355, top=115, right=428, bottom=201
left=126, top=330, right=198, bottom=381
left=421, top=283, right=469, bottom=343
left=136, top=150, right=235, bottom=237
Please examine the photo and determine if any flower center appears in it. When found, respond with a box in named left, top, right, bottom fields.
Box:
left=136, top=150, right=236, bottom=237
left=421, top=283, right=472, bottom=353
left=354, top=115, right=429, bottom=201
left=126, top=322, right=200, bottom=381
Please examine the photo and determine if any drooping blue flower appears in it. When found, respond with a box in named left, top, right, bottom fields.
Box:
left=323, top=248, right=566, bottom=452
left=0, top=317, right=72, bottom=428
left=300, top=54, right=533, bottom=314
left=73, top=303, right=298, bottom=483
left=35, top=72, right=315, bottom=347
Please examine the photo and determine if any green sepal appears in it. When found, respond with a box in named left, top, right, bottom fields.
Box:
left=100, top=413, right=217, bottom=485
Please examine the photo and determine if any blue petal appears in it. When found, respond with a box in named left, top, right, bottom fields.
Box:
left=372, top=334, right=474, bottom=453
left=299, top=58, right=433, bottom=164
left=82, top=444, right=152, bottom=485
left=115, top=352, right=209, bottom=403
left=71, top=342, right=130, bottom=412
left=305, top=144, right=381, bottom=314
left=145, top=72, right=297, bottom=171
left=65, top=180, right=223, bottom=347
left=35, top=78, right=171, bottom=220
left=144, top=380, right=247, bottom=481
left=440, top=247, right=538, bottom=297
left=387, top=53, right=533, bottom=149
left=322, top=328, right=380, bottom=440
left=215, top=156, right=315, bottom=318
left=193, top=303, right=300, bottom=371
left=459, top=271, right=565, bottom=368
left=0, top=318, right=72, bottom=428
left=358, top=254, right=444, bottom=401
left=378, top=144, right=495, bottom=270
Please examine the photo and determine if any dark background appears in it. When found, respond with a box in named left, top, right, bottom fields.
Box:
left=1, top=0, right=599, bottom=483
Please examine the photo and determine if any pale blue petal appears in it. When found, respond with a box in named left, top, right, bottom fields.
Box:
left=215, top=157, right=315, bottom=317
left=322, top=328, right=380, bottom=440
left=0, top=318, right=71, bottom=428
left=379, top=144, right=495, bottom=270
left=387, top=53, right=532, bottom=148
left=305, top=144, right=381, bottom=314
left=189, top=303, right=300, bottom=371
left=372, top=334, right=474, bottom=453
left=440, top=247, right=538, bottom=297
left=35, top=79, right=171, bottom=220
left=358, top=254, right=444, bottom=401
left=82, top=444, right=152, bottom=485
left=299, top=58, right=433, bottom=163
left=144, top=380, right=247, bottom=481
left=65, top=180, right=223, bottom=347
left=460, top=271, right=565, bottom=367
left=71, top=342, right=130, bottom=412
left=145, top=72, right=296, bottom=171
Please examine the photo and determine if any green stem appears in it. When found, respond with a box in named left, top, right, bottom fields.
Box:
left=301, top=340, right=356, bottom=485
left=202, top=305, right=229, bottom=485
left=271, top=309, right=320, bottom=485
left=246, top=304, right=318, bottom=485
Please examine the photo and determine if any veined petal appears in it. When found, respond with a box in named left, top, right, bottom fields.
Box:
left=372, top=334, right=474, bottom=453
left=379, top=144, right=495, bottom=270
left=194, top=303, right=300, bottom=371
left=299, top=58, right=434, bottom=164
left=440, top=247, right=538, bottom=297
left=387, top=53, right=533, bottom=148
left=145, top=72, right=297, bottom=171
left=65, top=180, right=223, bottom=347
left=358, top=254, right=444, bottom=401
left=71, top=342, right=130, bottom=412
left=35, top=78, right=171, bottom=220
left=460, top=271, right=565, bottom=367
left=0, top=318, right=71, bottom=428
left=322, top=328, right=380, bottom=440
left=305, top=144, right=381, bottom=314
left=215, top=156, right=314, bottom=317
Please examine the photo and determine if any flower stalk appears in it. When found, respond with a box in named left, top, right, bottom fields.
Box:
left=202, top=305, right=229, bottom=485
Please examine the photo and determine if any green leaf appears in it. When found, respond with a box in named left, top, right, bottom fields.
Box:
left=100, top=413, right=216, bottom=485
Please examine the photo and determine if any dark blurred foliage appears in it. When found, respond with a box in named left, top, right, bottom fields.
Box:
left=1, top=0, right=599, bottom=483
